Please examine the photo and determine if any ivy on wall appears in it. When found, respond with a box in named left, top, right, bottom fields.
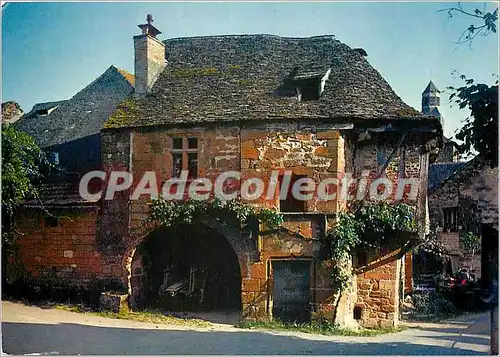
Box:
left=323, top=201, right=417, bottom=292
left=148, top=198, right=284, bottom=230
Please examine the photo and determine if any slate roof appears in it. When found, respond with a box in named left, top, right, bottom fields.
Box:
left=23, top=182, right=100, bottom=207
left=15, top=65, right=134, bottom=148
left=105, top=34, right=432, bottom=129
left=428, top=161, right=468, bottom=192
left=422, top=81, right=440, bottom=94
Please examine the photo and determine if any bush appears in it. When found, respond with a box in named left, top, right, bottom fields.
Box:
left=411, top=291, right=459, bottom=318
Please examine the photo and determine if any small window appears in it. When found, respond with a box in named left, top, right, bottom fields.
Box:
left=187, top=153, right=198, bottom=179
left=298, top=80, right=320, bottom=101
left=171, top=136, right=198, bottom=179
left=188, top=137, right=198, bottom=149
left=443, top=207, right=459, bottom=232
left=173, top=138, right=183, bottom=150
left=47, top=152, right=59, bottom=165
left=172, top=153, right=182, bottom=178
left=279, top=174, right=307, bottom=213
left=45, top=215, right=59, bottom=228
left=354, top=306, right=362, bottom=320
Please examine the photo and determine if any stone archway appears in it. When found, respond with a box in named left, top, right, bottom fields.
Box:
left=124, top=221, right=259, bottom=314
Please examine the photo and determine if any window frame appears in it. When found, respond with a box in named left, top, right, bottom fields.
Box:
left=170, top=136, right=199, bottom=179
left=278, top=174, right=308, bottom=213
left=442, top=206, right=459, bottom=232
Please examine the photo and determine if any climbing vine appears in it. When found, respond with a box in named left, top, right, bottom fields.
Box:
left=147, top=197, right=283, bottom=230
left=323, top=201, right=417, bottom=292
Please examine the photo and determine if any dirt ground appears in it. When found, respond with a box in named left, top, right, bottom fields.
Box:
left=1, top=301, right=492, bottom=355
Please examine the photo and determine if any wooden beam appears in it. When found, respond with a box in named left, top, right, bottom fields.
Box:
left=378, top=132, right=408, bottom=176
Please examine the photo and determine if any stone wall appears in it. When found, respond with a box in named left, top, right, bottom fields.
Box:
left=11, top=121, right=433, bottom=328
left=356, top=258, right=401, bottom=328
left=427, top=158, right=498, bottom=276
left=13, top=207, right=113, bottom=284
left=351, top=134, right=425, bottom=327
left=117, top=123, right=428, bottom=328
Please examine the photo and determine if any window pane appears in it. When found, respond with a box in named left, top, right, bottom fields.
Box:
left=173, top=137, right=183, bottom=150
left=279, top=174, right=307, bottom=212
left=188, top=137, right=198, bottom=149
left=172, top=153, right=182, bottom=177
left=188, top=153, right=198, bottom=179
left=443, top=207, right=459, bottom=232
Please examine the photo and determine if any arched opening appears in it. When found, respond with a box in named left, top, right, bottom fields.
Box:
left=129, top=223, right=242, bottom=319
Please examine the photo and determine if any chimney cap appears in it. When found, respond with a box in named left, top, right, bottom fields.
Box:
left=138, top=14, right=162, bottom=38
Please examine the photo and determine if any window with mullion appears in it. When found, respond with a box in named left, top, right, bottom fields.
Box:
left=171, top=136, right=199, bottom=179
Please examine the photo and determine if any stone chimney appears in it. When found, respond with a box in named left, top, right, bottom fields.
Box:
left=134, top=14, right=166, bottom=94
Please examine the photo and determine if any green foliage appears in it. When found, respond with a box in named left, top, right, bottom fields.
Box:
left=440, top=3, right=498, bottom=46
left=410, top=291, right=459, bottom=319
left=439, top=3, right=499, bottom=167
left=236, top=319, right=407, bottom=336
left=323, top=202, right=416, bottom=292
left=172, top=67, right=219, bottom=78
left=104, top=98, right=139, bottom=129
left=460, top=231, right=481, bottom=252
left=448, top=76, right=498, bottom=167
left=1, top=124, right=49, bottom=254
left=415, top=233, right=450, bottom=264
left=1, top=124, right=47, bottom=217
left=148, top=197, right=283, bottom=230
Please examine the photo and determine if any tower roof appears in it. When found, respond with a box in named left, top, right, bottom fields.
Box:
left=422, top=80, right=440, bottom=94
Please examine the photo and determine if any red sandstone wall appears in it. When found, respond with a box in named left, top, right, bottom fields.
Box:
left=13, top=208, right=115, bottom=284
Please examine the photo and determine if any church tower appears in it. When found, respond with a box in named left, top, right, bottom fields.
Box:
left=421, top=81, right=442, bottom=122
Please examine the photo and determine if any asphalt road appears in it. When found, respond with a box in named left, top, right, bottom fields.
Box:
left=1, top=301, right=491, bottom=355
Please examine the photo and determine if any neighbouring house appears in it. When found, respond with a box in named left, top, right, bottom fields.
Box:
left=14, top=65, right=134, bottom=173
left=424, top=157, right=498, bottom=281
left=413, top=81, right=498, bottom=290
left=1, top=101, right=24, bottom=124
left=10, top=17, right=443, bottom=328
left=6, top=65, right=134, bottom=301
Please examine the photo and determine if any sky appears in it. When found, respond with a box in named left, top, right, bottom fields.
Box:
left=2, top=1, right=498, bottom=138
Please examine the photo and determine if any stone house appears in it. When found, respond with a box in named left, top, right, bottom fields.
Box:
left=14, top=65, right=134, bottom=173
left=1, top=101, right=24, bottom=124
left=425, top=157, right=498, bottom=281
left=11, top=18, right=442, bottom=328
left=413, top=81, right=498, bottom=287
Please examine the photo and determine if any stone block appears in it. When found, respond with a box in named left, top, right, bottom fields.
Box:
left=361, top=319, right=379, bottom=328
left=99, top=292, right=129, bottom=314
left=317, top=130, right=340, bottom=140
left=250, top=263, right=267, bottom=280
left=314, top=147, right=330, bottom=157
left=242, top=292, right=255, bottom=304
left=242, top=278, right=260, bottom=292
left=379, top=319, right=395, bottom=329
left=242, top=148, right=260, bottom=160
left=380, top=304, right=395, bottom=313
left=264, top=148, right=287, bottom=160
left=370, top=291, right=389, bottom=298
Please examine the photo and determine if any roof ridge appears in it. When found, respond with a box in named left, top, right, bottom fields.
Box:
left=114, top=66, right=135, bottom=87
left=164, top=34, right=336, bottom=42
left=429, top=157, right=476, bottom=193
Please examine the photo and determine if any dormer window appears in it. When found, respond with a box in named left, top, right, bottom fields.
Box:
left=36, top=105, right=58, bottom=116
left=281, top=68, right=331, bottom=102
left=296, top=79, right=322, bottom=101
